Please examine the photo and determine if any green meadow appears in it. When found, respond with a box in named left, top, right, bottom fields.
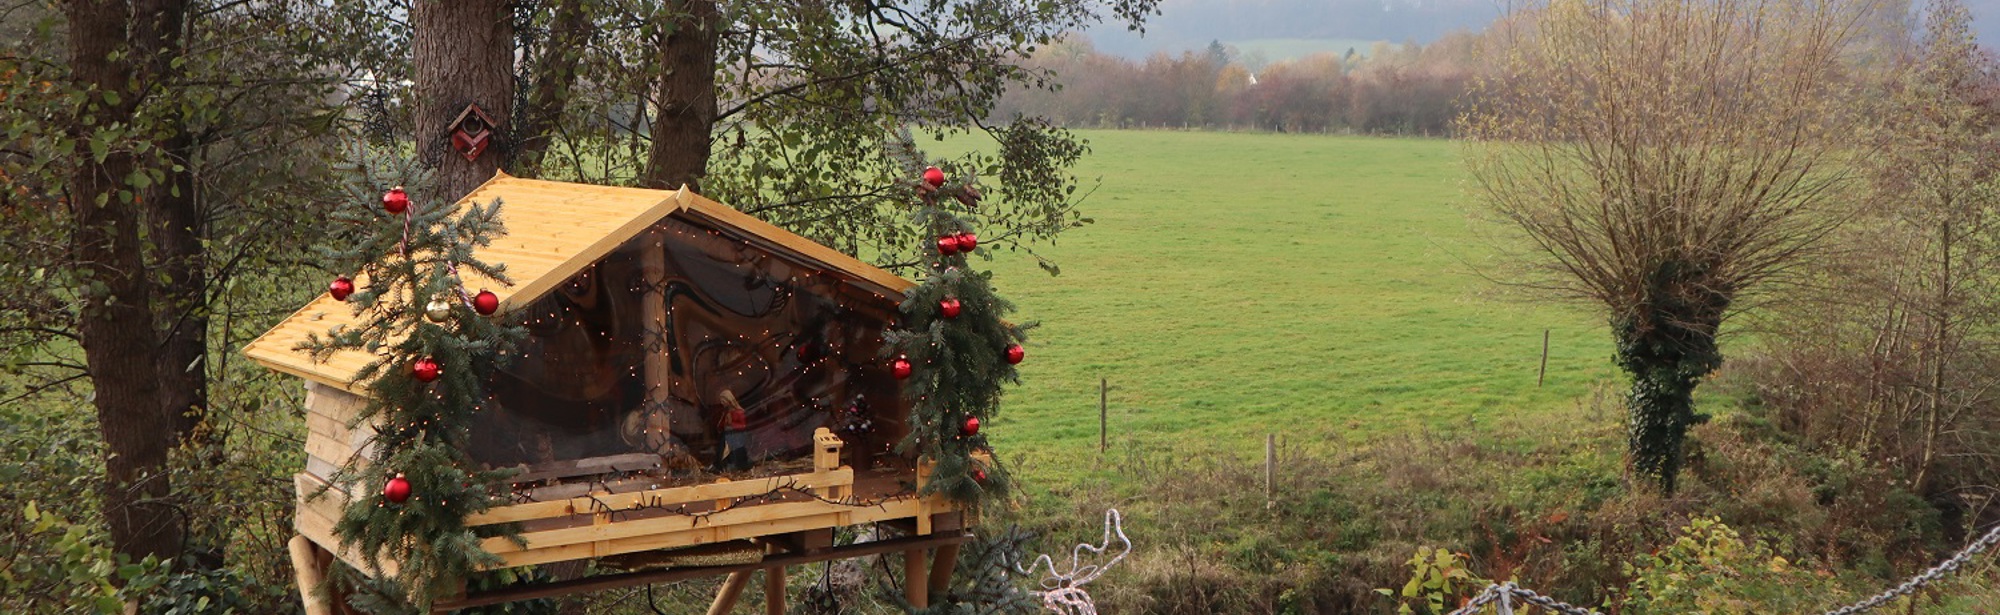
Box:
left=970, top=130, right=1620, bottom=482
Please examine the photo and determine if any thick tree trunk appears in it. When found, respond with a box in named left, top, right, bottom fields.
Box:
left=150, top=125, right=207, bottom=445
left=412, top=0, right=515, bottom=199
left=148, top=127, right=217, bottom=570
left=66, top=0, right=188, bottom=564
left=641, top=0, right=720, bottom=192
left=513, top=0, right=593, bottom=175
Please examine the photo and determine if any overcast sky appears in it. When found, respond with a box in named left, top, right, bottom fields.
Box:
left=1081, top=0, right=2000, bottom=58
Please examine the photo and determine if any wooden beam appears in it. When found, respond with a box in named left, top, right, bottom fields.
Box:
left=707, top=571, right=751, bottom=615
left=904, top=548, right=928, bottom=608
left=763, top=565, right=785, bottom=615
left=760, top=529, right=832, bottom=555
left=432, top=532, right=973, bottom=612
left=290, top=535, right=334, bottom=615
left=928, top=543, right=960, bottom=594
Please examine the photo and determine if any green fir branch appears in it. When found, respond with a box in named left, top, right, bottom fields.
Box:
left=295, top=145, right=527, bottom=611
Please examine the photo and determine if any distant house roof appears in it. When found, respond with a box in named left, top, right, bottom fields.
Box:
left=243, top=171, right=916, bottom=393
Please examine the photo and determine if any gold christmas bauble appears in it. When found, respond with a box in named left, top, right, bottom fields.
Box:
left=425, top=299, right=452, bottom=322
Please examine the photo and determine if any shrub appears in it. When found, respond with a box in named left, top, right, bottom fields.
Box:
left=1377, top=547, right=1488, bottom=615
left=1623, top=516, right=1844, bottom=614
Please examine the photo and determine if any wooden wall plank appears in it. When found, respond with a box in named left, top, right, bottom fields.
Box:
left=304, top=433, right=357, bottom=469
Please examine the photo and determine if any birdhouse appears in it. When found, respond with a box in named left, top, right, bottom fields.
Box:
left=249, top=172, right=973, bottom=611
left=814, top=427, right=845, bottom=474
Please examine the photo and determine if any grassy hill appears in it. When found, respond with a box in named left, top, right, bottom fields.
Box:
left=966, top=130, right=1618, bottom=488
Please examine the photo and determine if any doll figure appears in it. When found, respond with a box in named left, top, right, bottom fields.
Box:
left=716, top=390, right=751, bottom=471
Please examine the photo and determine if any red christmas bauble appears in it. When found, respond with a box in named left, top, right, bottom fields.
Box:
left=383, top=473, right=412, bottom=503
left=961, top=416, right=980, bottom=437
left=923, top=166, right=946, bottom=187
left=940, top=298, right=961, bottom=319
left=382, top=187, right=409, bottom=214
left=412, top=357, right=441, bottom=382
left=472, top=289, right=500, bottom=315
left=937, top=234, right=961, bottom=255
left=956, top=232, right=978, bottom=252
left=329, top=276, right=355, bottom=301
left=891, top=358, right=913, bottom=379
left=1005, top=344, right=1025, bottom=365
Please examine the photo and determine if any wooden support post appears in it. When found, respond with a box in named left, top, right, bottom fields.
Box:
left=643, top=229, right=674, bottom=440
left=707, top=571, right=752, bottom=615
left=928, top=543, right=961, bottom=595
left=289, top=535, right=335, bottom=615
left=763, top=566, right=785, bottom=615
left=904, top=548, right=929, bottom=608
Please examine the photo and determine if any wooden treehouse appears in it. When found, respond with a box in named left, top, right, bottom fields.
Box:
left=245, top=173, right=975, bottom=613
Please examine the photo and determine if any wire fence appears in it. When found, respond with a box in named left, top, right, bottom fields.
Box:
left=1445, top=521, right=2000, bottom=615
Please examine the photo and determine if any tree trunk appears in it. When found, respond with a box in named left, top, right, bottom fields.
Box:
left=513, top=0, right=593, bottom=175
left=412, top=0, right=516, bottom=199
left=641, top=0, right=720, bottom=193
left=150, top=122, right=207, bottom=445
left=1915, top=217, right=1954, bottom=495
left=1614, top=279, right=1729, bottom=495
left=65, top=0, right=188, bottom=564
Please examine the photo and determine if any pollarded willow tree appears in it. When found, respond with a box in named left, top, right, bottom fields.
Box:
left=1461, top=0, right=1879, bottom=493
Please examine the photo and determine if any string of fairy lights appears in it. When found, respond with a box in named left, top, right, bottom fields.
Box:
left=583, top=481, right=915, bottom=525
left=495, top=466, right=917, bottom=524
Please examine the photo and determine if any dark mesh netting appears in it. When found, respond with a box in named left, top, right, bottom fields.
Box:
left=468, top=214, right=906, bottom=478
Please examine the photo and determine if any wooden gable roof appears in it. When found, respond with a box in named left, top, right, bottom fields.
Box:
left=243, top=171, right=916, bottom=393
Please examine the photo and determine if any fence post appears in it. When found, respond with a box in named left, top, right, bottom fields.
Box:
left=1538, top=329, right=1550, bottom=388
left=1265, top=433, right=1276, bottom=510
left=1099, top=378, right=1108, bottom=454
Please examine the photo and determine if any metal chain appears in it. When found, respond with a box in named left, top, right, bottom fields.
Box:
left=1439, top=522, right=2000, bottom=615
left=1816, top=521, right=2000, bottom=615
left=1446, top=583, right=1603, bottom=615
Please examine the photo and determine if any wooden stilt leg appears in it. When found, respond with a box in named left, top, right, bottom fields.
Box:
left=289, top=535, right=335, bottom=615
left=763, top=566, right=786, bottom=615
left=927, top=543, right=960, bottom=596
left=904, top=548, right=929, bottom=608
left=708, top=571, right=752, bottom=615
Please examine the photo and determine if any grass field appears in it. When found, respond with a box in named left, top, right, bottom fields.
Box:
left=968, top=130, right=1621, bottom=485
